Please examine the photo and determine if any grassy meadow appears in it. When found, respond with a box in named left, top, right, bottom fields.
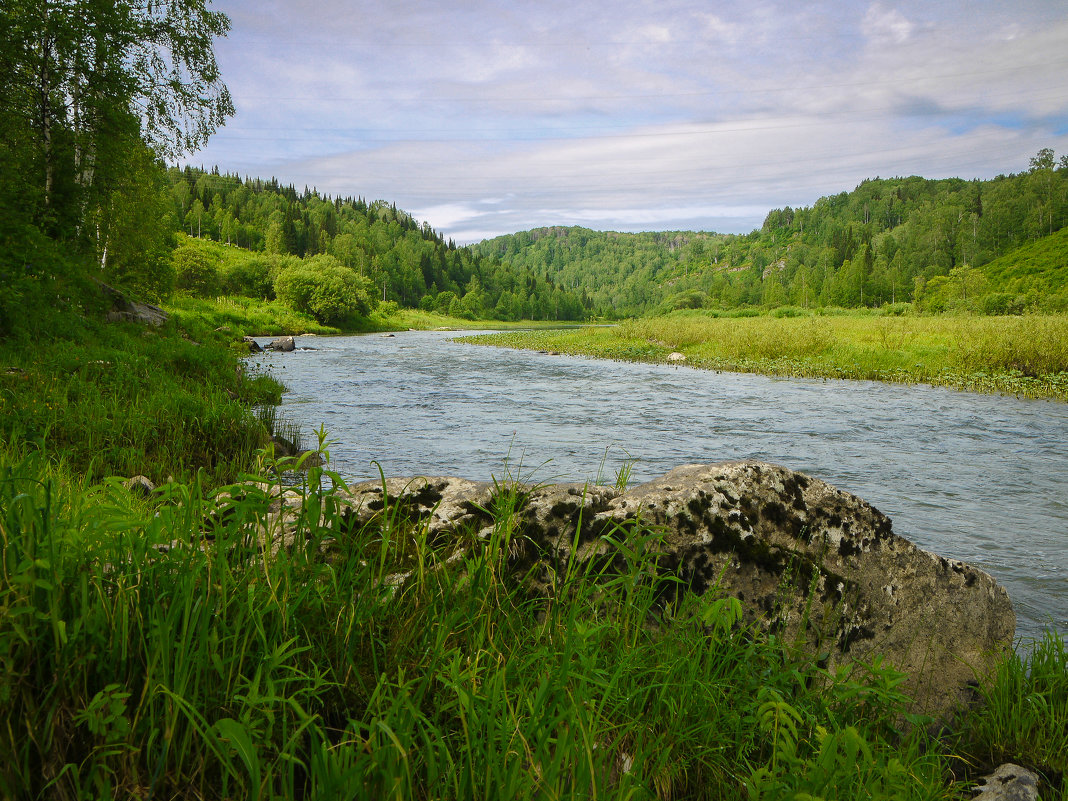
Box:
left=163, top=295, right=577, bottom=339
left=0, top=317, right=285, bottom=485
left=461, top=311, right=1068, bottom=401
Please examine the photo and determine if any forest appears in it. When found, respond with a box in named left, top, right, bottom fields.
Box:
left=137, top=154, right=1068, bottom=327
left=161, top=167, right=591, bottom=324
left=476, top=154, right=1068, bottom=318
left=2, top=0, right=1066, bottom=333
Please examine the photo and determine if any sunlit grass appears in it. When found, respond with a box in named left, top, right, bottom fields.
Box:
left=460, top=312, right=1068, bottom=401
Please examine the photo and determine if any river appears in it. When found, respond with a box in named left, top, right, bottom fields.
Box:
left=250, top=330, right=1067, bottom=644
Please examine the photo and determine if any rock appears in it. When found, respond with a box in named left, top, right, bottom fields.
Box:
left=382, top=333, right=396, bottom=338
left=270, top=434, right=299, bottom=457
left=667, top=352, right=687, bottom=363
left=331, top=461, right=1015, bottom=719
left=266, top=336, right=295, bottom=352
left=243, top=336, right=262, bottom=353
left=97, top=281, right=168, bottom=327
left=124, top=475, right=156, bottom=498
left=972, top=764, right=1040, bottom=801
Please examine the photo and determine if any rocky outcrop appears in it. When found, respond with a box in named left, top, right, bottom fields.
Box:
left=243, top=336, right=262, bottom=353
left=328, top=461, right=1015, bottom=719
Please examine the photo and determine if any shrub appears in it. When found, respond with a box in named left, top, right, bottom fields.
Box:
left=981, top=292, right=1027, bottom=316
left=218, top=255, right=273, bottom=299
left=173, top=240, right=220, bottom=297
left=434, top=290, right=458, bottom=315
left=274, top=255, right=375, bottom=325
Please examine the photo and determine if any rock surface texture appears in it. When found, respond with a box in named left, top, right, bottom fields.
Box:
left=971, top=764, right=1040, bottom=801
left=272, top=461, right=1015, bottom=719
left=98, top=281, right=168, bottom=326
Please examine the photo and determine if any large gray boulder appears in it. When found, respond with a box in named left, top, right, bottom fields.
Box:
left=299, top=462, right=1017, bottom=718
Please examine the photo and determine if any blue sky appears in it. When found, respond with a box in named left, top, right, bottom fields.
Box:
left=189, top=0, right=1068, bottom=243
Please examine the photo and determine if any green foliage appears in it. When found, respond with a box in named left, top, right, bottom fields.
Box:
left=0, top=445, right=1059, bottom=799
left=163, top=168, right=590, bottom=322
left=0, top=0, right=232, bottom=326
left=473, top=153, right=1068, bottom=317
left=165, top=296, right=338, bottom=337
left=953, top=630, right=1068, bottom=797
left=978, top=226, right=1068, bottom=312
left=273, top=255, right=377, bottom=325
left=0, top=318, right=283, bottom=484
left=173, top=238, right=221, bottom=297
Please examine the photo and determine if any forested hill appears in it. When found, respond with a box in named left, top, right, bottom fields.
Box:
left=162, top=167, right=590, bottom=323
left=474, top=152, right=1068, bottom=317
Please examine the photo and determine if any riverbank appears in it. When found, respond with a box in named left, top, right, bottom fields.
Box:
left=1, top=444, right=1065, bottom=799
left=164, top=295, right=579, bottom=338
left=459, top=312, right=1068, bottom=401
left=0, top=310, right=285, bottom=484
left=2, top=304, right=1066, bottom=798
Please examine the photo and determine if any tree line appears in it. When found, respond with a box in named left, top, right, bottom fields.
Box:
left=0, top=0, right=233, bottom=337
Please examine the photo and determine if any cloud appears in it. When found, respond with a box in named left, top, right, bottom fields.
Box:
left=862, top=3, right=914, bottom=45
left=191, top=0, right=1068, bottom=241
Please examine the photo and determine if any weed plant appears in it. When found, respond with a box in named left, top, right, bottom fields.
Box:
left=3, top=443, right=1063, bottom=799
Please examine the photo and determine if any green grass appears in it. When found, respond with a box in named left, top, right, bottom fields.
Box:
left=1, top=445, right=1063, bottom=800
left=0, top=314, right=284, bottom=484
left=3, top=298, right=1064, bottom=798
left=165, top=295, right=574, bottom=338
left=980, top=226, right=1068, bottom=311
left=165, top=295, right=343, bottom=337
left=460, top=312, right=1068, bottom=401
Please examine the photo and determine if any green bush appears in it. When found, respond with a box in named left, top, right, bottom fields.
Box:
left=434, top=290, right=458, bottom=315
left=273, top=255, right=376, bottom=325
left=173, top=240, right=220, bottom=297
left=219, top=255, right=273, bottom=299
left=981, top=292, right=1027, bottom=316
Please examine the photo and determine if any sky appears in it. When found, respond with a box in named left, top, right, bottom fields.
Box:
left=188, top=0, right=1068, bottom=244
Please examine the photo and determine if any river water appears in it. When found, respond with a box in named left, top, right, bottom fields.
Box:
left=251, top=330, right=1067, bottom=644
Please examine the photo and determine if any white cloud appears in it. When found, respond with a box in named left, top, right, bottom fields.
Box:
left=191, top=0, right=1068, bottom=241
left=862, top=3, right=914, bottom=45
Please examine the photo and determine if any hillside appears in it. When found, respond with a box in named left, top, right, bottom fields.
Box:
left=977, top=226, right=1068, bottom=311
left=474, top=155, right=1068, bottom=317
left=160, top=168, right=589, bottom=324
